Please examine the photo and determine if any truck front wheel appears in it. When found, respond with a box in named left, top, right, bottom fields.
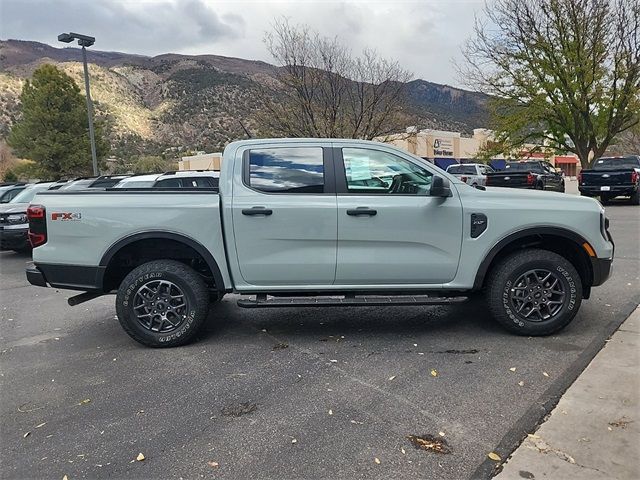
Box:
left=116, top=260, right=210, bottom=347
left=486, top=249, right=583, bottom=336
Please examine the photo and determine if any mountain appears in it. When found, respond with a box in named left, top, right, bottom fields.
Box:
left=0, top=39, right=490, bottom=157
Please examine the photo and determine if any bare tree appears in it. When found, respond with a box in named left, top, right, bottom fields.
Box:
left=461, top=0, right=640, bottom=167
left=257, top=18, right=412, bottom=139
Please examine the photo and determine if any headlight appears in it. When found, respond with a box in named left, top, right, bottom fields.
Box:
left=7, top=214, right=28, bottom=224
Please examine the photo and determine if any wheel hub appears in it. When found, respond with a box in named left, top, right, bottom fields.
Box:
left=508, top=269, right=566, bottom=322
left=132, top=280, right=189, bottom=333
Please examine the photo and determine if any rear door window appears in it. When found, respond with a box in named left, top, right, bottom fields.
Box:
left=247, top=147, right=324, bottom=193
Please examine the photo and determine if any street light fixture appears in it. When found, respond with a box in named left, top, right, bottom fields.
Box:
left=58, top=32, right=99, bottom=175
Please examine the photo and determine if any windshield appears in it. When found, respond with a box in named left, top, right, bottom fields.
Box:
left=59, top=179, right=94, bottom=190
left=115, top=180, right=156, bottom=188
left=505, top=162, right=542, bottom=172
left=10, top=184, right=51, bottom=204
left=447, top=165, right=477, bottom=175
left=592, top=156, right=640, bottom=170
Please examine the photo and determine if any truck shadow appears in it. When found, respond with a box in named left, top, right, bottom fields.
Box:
left=198, top=296, right=503, bottom=342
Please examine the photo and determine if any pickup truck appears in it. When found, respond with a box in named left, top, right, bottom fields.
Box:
left=578, top=155, right=640, bottom=205
left=445, top=163, right=494, bottom=187
left=486, top=160, right=565, bottom=192
left=25, top=139, right=614, bottom=347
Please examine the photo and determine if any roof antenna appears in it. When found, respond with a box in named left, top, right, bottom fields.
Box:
left=238, top=120, right=252, bottom=139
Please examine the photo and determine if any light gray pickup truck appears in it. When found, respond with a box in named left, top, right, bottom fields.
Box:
left=26, top=139, right=614, bottom=347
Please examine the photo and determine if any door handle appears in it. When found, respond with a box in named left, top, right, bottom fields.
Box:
left=347, top=208, right=377, bottom=216
left=242, top=207, right=273, bottom=216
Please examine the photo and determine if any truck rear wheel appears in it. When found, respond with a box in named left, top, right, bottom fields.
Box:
left=116, top=260, right=210, bottom=347
left=486, top=249, right=582, bottom=336
left=630, top=190, right=640, bottom=205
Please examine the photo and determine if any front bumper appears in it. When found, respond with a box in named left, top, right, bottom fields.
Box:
left=590, top=257, right=613, bottom=286
left=0, top=226, right=29, bottom=250
left=579, top=185, right=638, bottom=197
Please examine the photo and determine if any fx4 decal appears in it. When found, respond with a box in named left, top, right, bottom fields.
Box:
left=51, top=212, right=82, bottom=221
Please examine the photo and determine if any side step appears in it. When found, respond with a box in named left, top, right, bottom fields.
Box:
left=237, top=294, right=468, bottom=308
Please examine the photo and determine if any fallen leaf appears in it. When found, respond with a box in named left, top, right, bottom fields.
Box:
left=136, top=453, right=145, bottom=462
left=543, top=372, right=549, bottom=377
left=527, top=434, right=540, bottom=439
left=328, top=409, right=333, bottom=415
left=607, top=426, right=613, bottom=431
left=77, top=399, right=91, bottom=406
left=488, top=452, right=501, bottom=461
left=430, top=369, right=438, bottom=377
left=388, top=375, right=396, bottom=381
left=518, top=381, right=525, bottom=387
left=401, top=448, right=406, bottom=454
left=438, top=431, right=445, bottom=437
left=23, top=431, right=31, bottom=438
left=207, top=461, right=219, bottom=468
left=35, top=422, right=46, bottom=429
left=509, top=367, right=516, bottom=372
left=374, top=457, right=381, bottom=464
left=408, top=434, right=451, bottom=454
left=609, top=418, right=633, bottom=429
left=63, top=476, right=69, bottom=480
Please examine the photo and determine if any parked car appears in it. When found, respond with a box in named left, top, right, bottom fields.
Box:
left=112, top=174, right=161, bottom=189
left=58, top=175, right=130, bottom=191
left=26, top=139, right=613, bottom=347
left=578, top=155, right=640, bottom=205
left=446, top=163, right=494, bottom=187
left=0, top=182, right=56, bottom=251
left=0, top=183, right=28, bottom=203
left=153, top=170, right=219, bottom=188
left=486, top=160, right=564, bottom=192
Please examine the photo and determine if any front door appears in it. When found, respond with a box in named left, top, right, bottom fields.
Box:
left=231, top=144, right=337, bottom=286
left=334, top=146, right=463, bottom=286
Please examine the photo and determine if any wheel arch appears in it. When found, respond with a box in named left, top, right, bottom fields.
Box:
left=99, top=231, right=226, bottom=293
left=473, top=227, right=594, bottom=297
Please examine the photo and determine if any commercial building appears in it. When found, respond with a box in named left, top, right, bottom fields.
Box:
left=179, top=152, right=222, bottom=171
left=379, top=127, right=580, bottom=176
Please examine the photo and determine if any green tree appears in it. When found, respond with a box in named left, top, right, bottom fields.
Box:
left=8, top=64, right=109, bottom=179
left=462, top=0, right=640, bottom=168
left=3, top=170, right=18, bottom=182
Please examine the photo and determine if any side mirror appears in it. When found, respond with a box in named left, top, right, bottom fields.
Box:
left=430, top=175, right=452, bottom=197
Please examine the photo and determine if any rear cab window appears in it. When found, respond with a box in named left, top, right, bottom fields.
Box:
left=592, top=156, right=640, bottom=170
left=246, top=147, right=325, bottom=193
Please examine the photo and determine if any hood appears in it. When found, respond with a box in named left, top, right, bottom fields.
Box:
left=0, top=202, right=29, bottom=214
left=468, top=186, right=603, bottom=212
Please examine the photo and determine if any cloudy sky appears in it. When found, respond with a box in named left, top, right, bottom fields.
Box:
left=2, top=0, right=486, bottom=86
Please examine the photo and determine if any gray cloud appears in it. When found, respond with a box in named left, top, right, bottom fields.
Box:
left=1, top=0, right=483, bottom=86
left=2, top=0, right=244, bottom=54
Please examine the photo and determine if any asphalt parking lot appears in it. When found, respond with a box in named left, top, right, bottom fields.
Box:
left=1, top=204, right=638, bottom=480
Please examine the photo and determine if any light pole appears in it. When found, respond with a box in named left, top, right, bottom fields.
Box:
left=58, top=32, right=99, bottom=176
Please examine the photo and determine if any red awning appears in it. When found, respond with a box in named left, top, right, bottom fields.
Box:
left=554, top=156, right=578, bottom=164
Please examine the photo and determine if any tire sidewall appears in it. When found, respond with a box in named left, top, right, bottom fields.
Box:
left=117, top=268, right=201, bottom=346
left=499, top=258, right=580, bottom=332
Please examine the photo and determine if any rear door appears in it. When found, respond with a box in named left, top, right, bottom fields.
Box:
left=334, top=146, right=463, bottom=285
left=231, top=144, right=337, bottom=286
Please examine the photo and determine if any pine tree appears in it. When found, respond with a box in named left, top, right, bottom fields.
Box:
left=8, top=64, right=109, bottom=179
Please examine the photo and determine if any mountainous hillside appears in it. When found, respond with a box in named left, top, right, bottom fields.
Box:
left=0, top=39, right=490, bottom=157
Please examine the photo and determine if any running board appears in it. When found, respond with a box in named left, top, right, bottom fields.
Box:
left=237, top=294, right=468, bottom=308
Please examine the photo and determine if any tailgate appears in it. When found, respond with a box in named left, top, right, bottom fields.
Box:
left=486, top=172, right=530, bottom=187
left=582, top=170, right=633, bottom=186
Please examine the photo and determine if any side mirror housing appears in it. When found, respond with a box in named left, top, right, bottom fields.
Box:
left=431, top=175, right=452, bottom=197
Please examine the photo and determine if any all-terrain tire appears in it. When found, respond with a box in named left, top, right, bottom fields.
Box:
left=630, top=190, right=640, bottom=205
left=116, top=260, right=210, bottom=347
left=486, top=249, right=582, bottom=336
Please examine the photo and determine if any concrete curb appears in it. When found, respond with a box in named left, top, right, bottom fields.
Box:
left=471, top=298, right=640, bottom=479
